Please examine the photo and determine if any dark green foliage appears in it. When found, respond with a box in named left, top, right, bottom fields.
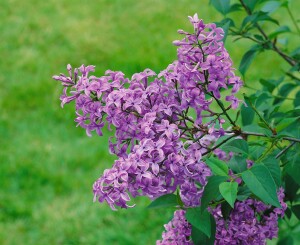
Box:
left=261, top=156, right=281, bottom=187
left=241, top=164, right=280, bottom=207
left=210, top=0, right=231, bottom=15
left=186, top=208, right=212, bottom=237
left=237, top=186, right=252, bottom=201
left=191, top=216, right=216, bottom=245
left=201, top=176, right=228, bottom=212
left=206, top=157, right=229, bottom=176
left=221, top=139, right=249, bottom=155
left=219, top=182, right=238, bottom=208
left=147, top=194, right=178, bottom=209
left=277, top=236, right=294, bottom=245
left=228, top=155, right=248, bottom=173
left=239, top=45, right=260, bottom=76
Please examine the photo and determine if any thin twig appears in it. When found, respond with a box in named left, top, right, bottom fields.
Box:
left=212, top=94, right=237, bottom=127
left=241, top=131, right=300, bottom=143
left=202, top=134, right=237, bottom=156
left=276, top=142, right=296, bottom=159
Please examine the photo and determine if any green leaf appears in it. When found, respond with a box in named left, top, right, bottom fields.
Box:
left=255, top=92, right=273, bottom=111
left=191, top=218, right=216, bottom=245
left=237, top=186, right=252, bottom=201
left=242, top=0, right=258, bottom=12
left=213, top=135, right=234, bottom=147
left=186, top=208, right=212, bottom=237
left=277, top=236, right=294, bottom=245
left=284, top=174, right=300, bottom=202
left=285, top=152, right=300, bottom=185
left=261, top=1, right=282, bottom=13
left=285, top=207, right=292, bottom=219
left=241, top=103, right=255, bottom=126
left=255, top=11, right=279, bottom=25
left=210, top=0, right=231, bottom=15
left=254, top=34, right=264, bottom=42
left=221, top=139, right=249, bottom=155
left=219, top=182, right=238, bottom=208
left=291, top=204, right=300, bottom=220
left=274, top=83, right=297, bottom=104
left=228, top=155, right=248, bottom=173
left=290, top=47, right=300, bottom=60
left=249, top=145, right=265, bottom=161
left=206, top=158, right=229, bottom=176
left=228, top=3, right=242, bottom=13
left=176, top=188, right=184, bottom=207
left=243, top=124, right=267, bottom=134
left=281, top=0, right=290, bottom=8
left=278, top=37, right=288, bottom=46
left=201, top=176, right=228, bottom=212
left=241, top=11, right=279, bottom=29
left=294, top=91, right=300, bottom=108
left=279, top=120, right=300, bottom=138
left=276, top=117, right=300, bottom=132
left=268, top=105, right=283, bottom=119
left=257, top=121, right=270, bottom=130
left=241, top=164, right=280, bottom=207
left=259, top=77, right=283, bottom=93
left=260, top=156, right=281, bottom=187
left=221, top=201, right=232, bottom=220
left=239, top=45, right=259, bottom=76
left=269, top=26, right=291, bottom=39
left=147, top=194, right=177, bottom=209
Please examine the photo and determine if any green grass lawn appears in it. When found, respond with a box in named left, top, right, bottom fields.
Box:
left=0, top=0, right=299, bottom=244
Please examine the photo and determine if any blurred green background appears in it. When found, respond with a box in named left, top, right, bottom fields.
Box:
left=0, top=0, right=298, bottom=244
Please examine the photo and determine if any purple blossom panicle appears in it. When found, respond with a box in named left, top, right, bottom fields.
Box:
left=156, top=210, right=192, bottom=245
left=157, top=189, right=286, bottom=245
left=211, top=188, right=287, bottom=245
left=170, top=13, right=243, bottom=125
left=93, top=135, right=212, bottom=209
left=53, top=13, right=286, bottom=244
left=53, top=15, right=242, bottom=209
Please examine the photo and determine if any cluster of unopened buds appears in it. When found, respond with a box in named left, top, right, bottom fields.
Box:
left=54, top=14, right=286, bottom=244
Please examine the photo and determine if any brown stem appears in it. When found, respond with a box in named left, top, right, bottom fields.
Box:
left=241, top=131, right=300, bottom=143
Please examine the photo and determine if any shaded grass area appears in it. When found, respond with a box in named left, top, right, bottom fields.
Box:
left=0, top=0, right=299, bottom=244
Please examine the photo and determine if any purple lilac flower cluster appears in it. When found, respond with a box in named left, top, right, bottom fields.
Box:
left=53, top=14, right=242, bottom=210
left=211, top=188, right=287, bottom=245
left=156, top=210, right=192, bottom=245
left=171, top=14, right=243, bottom=118
left=157, top=189, right=286, bottom=245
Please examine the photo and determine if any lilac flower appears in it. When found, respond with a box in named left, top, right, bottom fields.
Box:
left=123, top=91, right=143, bottom=114
left=228, top=76, right=243, bottom=94
left=156, top=210, right=192, bottom=245
left=156, top=120, right=178, bottom=139
left=141, top=112, right=157, bottom=135
left=225, top=95, right=242, bottom=109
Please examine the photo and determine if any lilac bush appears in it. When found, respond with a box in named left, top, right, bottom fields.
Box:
left=54, top=2, right=300, bottom=243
